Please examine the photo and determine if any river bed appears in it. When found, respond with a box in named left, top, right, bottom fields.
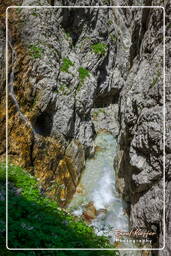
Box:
left=68, top=132, right=129, bottom=245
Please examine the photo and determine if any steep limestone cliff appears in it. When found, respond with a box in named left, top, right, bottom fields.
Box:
left=115, top=4, right=164, bottom=250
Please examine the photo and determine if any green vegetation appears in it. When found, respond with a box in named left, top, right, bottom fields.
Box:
left=91, top=43, right=108, bottom=55
left=31, top=11, right=39, bottom=17
left=76, top=83, right=83, bottom=92
left=64, top=32, right=72, bottom=39
left=92, top=108, right=106, bottom=120
left=60, top=58, right=74, bottom=73
left=78, top=67, right=90, bottom=82
left=58, top=84, right=67, bottom=93
left=150, top=70, right=161, bottom=88
left=107, top=20, right=113, bottom=25
left=15, top=8, right=22, bottom=14
left=110, top=34, right=117, bottom=42
left=102, top=0, right=111, bottom=5
left=151, top=77, right=159, bottom=88
left=0, top=163, right=118, bottom=255
left=92, top=111, right=99, bottom=120
left=28, top=45, right=43, bottom=59
left=57, top=84, right=71, bottom=95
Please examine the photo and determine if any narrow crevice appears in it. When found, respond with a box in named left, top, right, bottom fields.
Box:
left=129, top=5, right=152, bottom=68
left=61, top=8, right=85, bottom=47
left=96, top=48, right=110, bottom=88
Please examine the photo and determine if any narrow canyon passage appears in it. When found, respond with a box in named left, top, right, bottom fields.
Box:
left=1, top=2, right=167, bottom=253
left=68, top=132, right=129, bottom=244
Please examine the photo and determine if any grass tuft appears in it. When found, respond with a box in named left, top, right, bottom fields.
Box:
left=91, top=43, right=108, bottom=55
left=28, top=45, right=43, bottom=59
left=78, top=67, right=90, bottom=83
left=60, top=58, right=74, bottom=73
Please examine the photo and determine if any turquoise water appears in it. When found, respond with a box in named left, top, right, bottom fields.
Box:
left=68, top=132, right=129, bottom=243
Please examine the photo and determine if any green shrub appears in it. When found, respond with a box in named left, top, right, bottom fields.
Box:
left=110, top=34, right=117, bottom=42
left=60, top=58, right=74, bottom=72
left=92, top=109, right=106, bottom=120
left=107, top=20, right=113, bottom=25
left=57, top=84, right=70, bottom=95
left=28, top=45, right=43, bottom=59
left=58, top=84, right=66, bottom=92
left=91, top=43, right=108, bottom=55
left=78, top=67, right=90, bottom=82
left=102, top=0, right=111, bottom=5
left=64, top=32, right=71, bottom=39
left=31, top=11, right=39, bottom=17
left=0, top=163, right=118, bottom=254
left=76, top=83, right=83, bottom=92
left=15, top=8, right=22, bottom=14
left=150, top=70, right=161, bottom=88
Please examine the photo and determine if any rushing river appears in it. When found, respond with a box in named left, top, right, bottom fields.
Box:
left=68, top=132, right=129, bottom=245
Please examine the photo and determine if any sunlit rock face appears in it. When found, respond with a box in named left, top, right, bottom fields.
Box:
left=0, top=0, right=171, bottom=253
left=0, top=3, right=87, bottom=206
left=1, top=3, right=124, bottom=205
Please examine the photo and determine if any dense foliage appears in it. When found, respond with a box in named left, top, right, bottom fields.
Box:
left=0, top=163, right=119, bottom=256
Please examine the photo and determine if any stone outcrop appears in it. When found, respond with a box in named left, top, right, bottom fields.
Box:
left=113, top=1, right=171, bottom=255
left=1, top=1, right=123, bottom=206
left=0, top=0, right=170, bottom=254
left=0, top=3, right=86, bottom=206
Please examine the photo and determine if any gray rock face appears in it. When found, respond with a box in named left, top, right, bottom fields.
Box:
left=91, top=104, right=119, bottom=136
left=14, top=5, right=124, bottom=155
left=65, top=139, right=85, bottom=184
left=113, top=2, right=171, bottom=255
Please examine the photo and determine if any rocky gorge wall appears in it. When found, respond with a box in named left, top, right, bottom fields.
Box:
left=0, top=0, right=170, bottom=254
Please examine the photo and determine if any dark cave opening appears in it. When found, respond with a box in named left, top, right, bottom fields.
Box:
left=94, top=94, right=118, bottom=108
left=33, top=112, right=52, bottom=137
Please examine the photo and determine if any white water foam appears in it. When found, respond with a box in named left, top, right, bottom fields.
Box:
left=68, top=132, right=129, bottom=243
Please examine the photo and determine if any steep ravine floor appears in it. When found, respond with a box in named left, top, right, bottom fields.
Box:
left=68, top=132, right=129, bottom=243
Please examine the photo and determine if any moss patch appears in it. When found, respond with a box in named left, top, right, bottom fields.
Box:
left=57, top=84, right=71, bottom=95
left=78, top=67, right=90, bottom=82
left=28, top=44, right=43, bottom=59
left=150, top=70, right=161, bottom=88
left=60, top=57, right=74, bottom=73
left=91, top=43, right=108, bottom=55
